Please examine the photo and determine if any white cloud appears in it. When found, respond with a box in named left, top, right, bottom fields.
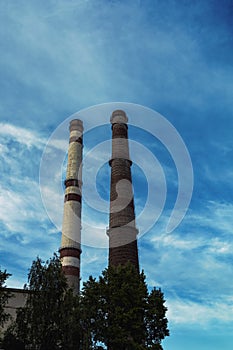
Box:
left=0, top=180, right=45, bottom=234
left=0, top=123, right=46, bottom=149
left=183, top=201, right=233, bottom=236
left=167, top=298, right=233, bottom=326
left=48, top=138, right=68, bottom=152
left=39, top=185, right=64, bottom=230
left=150, top=232, right=203, bottom=250
left=139, top=198, right=233, bottom=328
left=0, top=123, right=61, bottom=242
left=0, top=122, right=69, bottom=153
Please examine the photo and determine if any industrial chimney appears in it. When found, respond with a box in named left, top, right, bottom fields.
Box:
left=107, top=110, right=139, bottom=271
left=60, top=119, right=83, bottom=293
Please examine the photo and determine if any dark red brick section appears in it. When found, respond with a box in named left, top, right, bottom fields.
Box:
left=109, top=240, right=139, bottom=272
left=112, top=123, right=128, bottom=138
left=60, top=247, right=81, bottom=259
left=62, top=266, right=80, bottom=277
left=69, top=136, right=83, bottom=144
left=64, top=193, right=81, bottom=203
left=64, top=179, right=82, bottom=188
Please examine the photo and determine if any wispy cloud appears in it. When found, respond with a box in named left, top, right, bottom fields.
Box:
left=0, top=123, right=64, bottom=287
left=0, top=123, right=46, bottom=149
left=139, top=197, right=233, bottom=328
left=167, top=297, right=233, bottom=326
left=0, top=180, right=44, bottom=234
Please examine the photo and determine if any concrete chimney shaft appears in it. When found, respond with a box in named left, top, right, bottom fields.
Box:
left=60, top=119, right=83, bottom=294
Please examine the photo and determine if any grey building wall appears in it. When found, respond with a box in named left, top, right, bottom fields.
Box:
left=1, top=288, right=28, bottom=333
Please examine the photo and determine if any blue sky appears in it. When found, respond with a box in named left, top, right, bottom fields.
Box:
left=0, top=0, right=233, bottom=349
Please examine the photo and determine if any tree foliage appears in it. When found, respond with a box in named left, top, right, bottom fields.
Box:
left=3, top=257, right=169, bottom=350
left=6, top=254, right=81, bottom=350
left=145, top=288, right=169, bottom=349
left=0, top=268, right=11, bottom=329
left=81, top=263, right=169, bottom=350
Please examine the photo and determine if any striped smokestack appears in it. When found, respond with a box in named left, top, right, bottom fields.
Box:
left=107, top=110, right=139, bottom=271
left=60, top=119, right=83, bottom=294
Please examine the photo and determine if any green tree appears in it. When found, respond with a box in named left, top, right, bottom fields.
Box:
left=0, top=268, right=12, bottom=329
left=9, top=254, right=81, bottom=350
left=2, top=257, right=169, bottom=350
left=145, top=288, right=169, bottom=349
left=81, top=263, right=169, bottom=350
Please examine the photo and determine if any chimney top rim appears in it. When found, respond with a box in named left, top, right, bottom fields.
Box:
left=111, top=110, right=128, bottom=124
left=69, top=119, right=83, bottom=132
